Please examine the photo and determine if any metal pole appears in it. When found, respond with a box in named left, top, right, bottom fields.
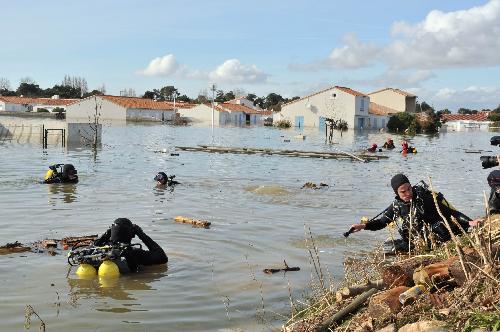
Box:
left=210, top=84, right=215, bottom=143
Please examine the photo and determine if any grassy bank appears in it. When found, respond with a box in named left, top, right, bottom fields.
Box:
left=284, top=215, right=499, bottom=332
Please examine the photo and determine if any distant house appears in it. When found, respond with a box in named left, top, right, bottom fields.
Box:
left=66, top=95, right=195, bottom=122
left=368, top=88, right=416, bottom=113
left=226, top=97, right=262, bottom=110
left=0, top=96, right=77, bottom=113
left=179, top=102, right=264, bottom=126
left=276, top=86, right=387, bottom=129
left=440, top=112, right=490, bottom=131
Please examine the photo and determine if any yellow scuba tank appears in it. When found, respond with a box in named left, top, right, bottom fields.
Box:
left=76, top=263, right=97, bottom=278
left=44, top=169, right=54, bottom=180
left=98, top=260, right=120, bottom=278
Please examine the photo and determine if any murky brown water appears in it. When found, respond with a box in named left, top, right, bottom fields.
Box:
left=0, top=122, right=492, bottom=331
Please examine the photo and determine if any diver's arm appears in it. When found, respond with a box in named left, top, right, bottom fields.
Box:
left=133, top=225, right=168, bottom=265
left=94, top=229, right=111, bottom=246
left=364, top=205, right=395, bottom=231
left=435, top=195, right=472, bottom=231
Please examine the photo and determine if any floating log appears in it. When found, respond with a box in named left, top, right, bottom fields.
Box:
left=174, top=216, right=211, bottom=228
left=175, top=145, right=388, bottom=161
left=0, top=241, right=30, bottom=255
left=263, top=260, right=300, bottom=274
left=335, top=279, right=385, bottom=302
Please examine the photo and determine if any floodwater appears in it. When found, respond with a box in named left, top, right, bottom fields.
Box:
left=0, top=122, right=494, bottom=331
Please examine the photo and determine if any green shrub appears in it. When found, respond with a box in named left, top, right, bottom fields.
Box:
left=36, top=108, right=49, bottom=113
left=275, top=119, right=291, bottom=128
left=488, top=113, right=500, bottom=121
left=53, top=107, right=65, bottom=113
left=387, top=112, right=417, bottom=133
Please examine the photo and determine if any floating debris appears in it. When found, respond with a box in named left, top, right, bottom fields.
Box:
left=263, top=260, right=300, bottom=274
left=0, top=241, right=30, bottom=255
left=301, top=182, right=329, bottom=189
left=174, top=216, right=211, bottom=228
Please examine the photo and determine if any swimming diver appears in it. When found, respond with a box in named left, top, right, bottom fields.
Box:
left=44, top=164, right=79, bottom=184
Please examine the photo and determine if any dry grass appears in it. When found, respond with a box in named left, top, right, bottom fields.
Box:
left=283, top=205, right=499, bottom=332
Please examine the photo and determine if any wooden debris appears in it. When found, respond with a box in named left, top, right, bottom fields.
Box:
left=174, top=216, right=211, bottom=228
left=301, top=182, right=329, bottom=190
left=413, top=257, right=457, bottom=287
left=335, top=279, right=385, bottom=302
left=0, top=241, right=30, bottom=255
left=60, top=235, right=98, bottom=248
left=314, top=288, right=378, bottom=331
left=368, top=286, right=409, bottom=317
left=175, top=145, right=388, bottom=161
left=263, top=260, right=300, bottom=274
left=41, top=240, right=57, bottom=248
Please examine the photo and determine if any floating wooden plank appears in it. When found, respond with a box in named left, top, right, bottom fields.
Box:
left=174, top=216, right=211, bottom=228
left=175, top=146, right=388, bottom=161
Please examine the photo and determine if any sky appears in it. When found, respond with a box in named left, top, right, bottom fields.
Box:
left=1, top=0, right=499, bottom=111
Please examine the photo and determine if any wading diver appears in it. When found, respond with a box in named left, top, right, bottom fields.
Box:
left=44, top=164, right=78, bottom=184
left=93, top=218, right=168, bottom=273
left=348, top=174, right=479, bottom=252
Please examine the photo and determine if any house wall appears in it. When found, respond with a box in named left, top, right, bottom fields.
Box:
left=279, top=87, right=359, bottom=129
left=66, top=96, right=126, bottom=122
left=178, top=104, right=221, bottom=124
left=1, top=102, right=29, bottom=112
left=369, top=90, right=410, bottom=113
left=126, top=108, right=175, bottom=122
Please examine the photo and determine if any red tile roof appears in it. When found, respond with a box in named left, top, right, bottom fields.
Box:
left=441, top=112, right=489, bottom=122
left=282, top=85, right=367, bottom=107
left=218, top=103, right=262, bottom=114
left=368, top=102, right=399, bottom=115
left=101, top=95, right=196, bottom=110
left=368, top=87, right=415, bottom=97
left=0, top=96, right=78, bottom=106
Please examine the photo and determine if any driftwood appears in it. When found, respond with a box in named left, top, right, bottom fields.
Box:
left=335, top=279, right=385, bottom=302
left=301, top=182, right=329, bottom=190
left=264, top=260, right=300, bottom=274
left=380, top=257, right=439, bottom=287
left=60, top=235, right=98, bottom=249
left=368, top=286, right=409, bottom=317
left=314, top=288, right=378, bottom=332
left=174, top=216, right=211, bottom=228
left=0, top=241, right=30, bottom=255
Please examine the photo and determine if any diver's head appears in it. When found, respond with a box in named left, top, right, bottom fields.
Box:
left=110, top=218, right=135, bottom=244
left=62, top=164, right=78, bottom=180
left=154, top=172, right=168, bottom=185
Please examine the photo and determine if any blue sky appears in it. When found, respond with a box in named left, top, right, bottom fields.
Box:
left=1, top=0, right=499, bottom=110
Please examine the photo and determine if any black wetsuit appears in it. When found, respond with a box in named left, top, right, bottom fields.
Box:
left=364, top=184, right=471, bottom=250
left=44, top=173, right=79, bottom=184
left=94, top=228, right=168, bottom=272
left=488, top=188, right=500, bottom=214
left=383, top=142, right=395, bottom=149
left=44, top=164, right=78, bottom=184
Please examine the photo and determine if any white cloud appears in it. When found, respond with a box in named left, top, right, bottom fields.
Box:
left=387, top=0, right=500, bottom=69
left=138, top=56, right=267, bottom=84
left=290, top=0, right=500, bottom=71
left=289, top=34, right=380, bottom=71
left=209, top=59, right=268, bottom=84
left=419, top=86, right=500, bottom=110
left=138, top=54, right=181, bottom=76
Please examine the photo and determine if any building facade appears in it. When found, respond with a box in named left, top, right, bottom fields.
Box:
left=0, top=96, right=77, bottom=113
left=66, top=95, right=195, bottom=123
left=178, top=102, right=263, bottom=126
left=368, top=88, right=416, bottom=113
left=276, top=86, right=387, bottom=129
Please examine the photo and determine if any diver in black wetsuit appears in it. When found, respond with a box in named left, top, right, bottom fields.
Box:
left=44, top=164, right=79, bottom=184
left=487, top=170, right=500, bottom=214
left=350, top=174, right=478, bottom=252
left=94, top=218, right=168, bottom=272
left=154, top=171, right=179, bottom=187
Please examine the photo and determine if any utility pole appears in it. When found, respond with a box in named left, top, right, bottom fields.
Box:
left=209, top=83, right=217, bottom=142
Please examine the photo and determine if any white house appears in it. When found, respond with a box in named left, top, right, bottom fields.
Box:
left=178, top=102, right=263, bottom=126
left=368, top=88, right=416, bottom=113
left=276, top=86, right=387, bottom=129
left=0, top=96, right=77, bottom=113
left=440, top=112, right=491, bottom=131
left=66, top=95, right=195, bottom=123
left=226, top=97, right=262, bottom=110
